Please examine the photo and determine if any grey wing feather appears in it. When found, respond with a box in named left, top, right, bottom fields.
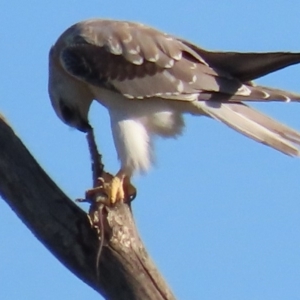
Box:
left=59, top=20, right=300, bottom=103
left=59, top=20, right=251, bottom=100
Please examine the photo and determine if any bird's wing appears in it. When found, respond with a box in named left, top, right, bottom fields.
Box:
left=57, top=19, right=300, bottom=103
left=56, top=19, right=255, bottom=101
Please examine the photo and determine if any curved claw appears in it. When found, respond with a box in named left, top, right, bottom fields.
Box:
left=124, top=177, right=137, bottom=202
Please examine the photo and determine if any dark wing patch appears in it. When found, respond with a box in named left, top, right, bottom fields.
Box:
left=61, top=46, right=108, bottom=86
left=61, top=44, right=164, bottom=85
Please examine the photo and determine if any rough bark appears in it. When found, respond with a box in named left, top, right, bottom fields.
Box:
left=0, top=117, right=176, bottom=300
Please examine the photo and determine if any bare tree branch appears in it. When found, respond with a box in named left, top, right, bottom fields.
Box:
left=0, top=117, right=176, bottom=300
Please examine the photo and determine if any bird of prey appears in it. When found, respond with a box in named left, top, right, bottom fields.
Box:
left=49, top=19, right=300, bottom=203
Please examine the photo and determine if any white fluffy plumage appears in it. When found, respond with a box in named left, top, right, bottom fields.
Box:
left=90, top=86, right=185, bottom=175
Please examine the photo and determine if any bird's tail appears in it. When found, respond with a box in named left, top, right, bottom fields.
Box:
left=196, top=100, right=300, bottom=156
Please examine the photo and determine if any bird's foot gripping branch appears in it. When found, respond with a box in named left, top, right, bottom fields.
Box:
left=85, top=171, right=136, bottom=206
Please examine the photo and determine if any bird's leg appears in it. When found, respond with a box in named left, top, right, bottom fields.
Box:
left=85, top=170, right=136, bottom=205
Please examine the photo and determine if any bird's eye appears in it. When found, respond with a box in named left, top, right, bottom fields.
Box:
left=58, top=98, right=91, bottom=132
left=59, top=100, right=75, bottom=123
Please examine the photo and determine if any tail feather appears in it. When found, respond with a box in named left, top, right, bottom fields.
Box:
left=182, top=41, right=300, bottom=155
left=196, top=101, right=300, bottom=156
left=229, top=103, right=300, bottom=144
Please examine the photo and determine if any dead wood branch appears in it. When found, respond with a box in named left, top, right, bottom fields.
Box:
left=0, top=117, right=175, bottom=300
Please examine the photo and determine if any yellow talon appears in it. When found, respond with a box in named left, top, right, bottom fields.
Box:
left=109, top=176, right=124, bottom=204
left=85, top=170, right=136, bottom=205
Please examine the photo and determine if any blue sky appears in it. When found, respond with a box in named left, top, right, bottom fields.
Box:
left=1, top=1, right=300, bottom=299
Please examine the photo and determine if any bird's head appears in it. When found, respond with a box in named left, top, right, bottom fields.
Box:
left=48, top=46, right=94, bottom=133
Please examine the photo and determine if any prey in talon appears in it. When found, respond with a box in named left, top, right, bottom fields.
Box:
left=83, top=128, right=137, bottom=277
